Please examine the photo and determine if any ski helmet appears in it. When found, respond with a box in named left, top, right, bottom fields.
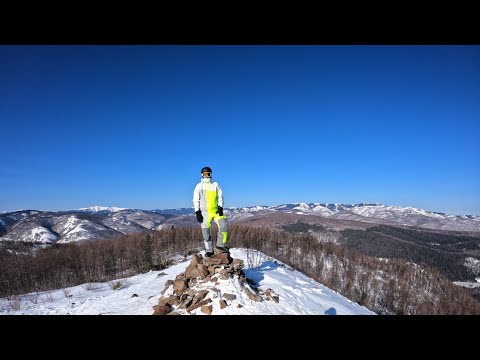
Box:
left=201, top=166, right=212, bottom=174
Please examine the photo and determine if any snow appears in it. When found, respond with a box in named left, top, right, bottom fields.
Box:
left=78, top=206, right=127, bottom=213
left=0, top=219, right=4, bottom=226
left=0, top=248, right=374, bottom=315
left=292, top=203, right=310, bottom=211
left=63, top=216, right=80, bottom=233
left=30, top=227, right=57, bottom=243
left=464, top=257, right=480, bottom=276
left=453, top=281, right=480, bottom=289
left=310, top=205, right=334, bottom=216
left=242, top=206, right=269, bottom=212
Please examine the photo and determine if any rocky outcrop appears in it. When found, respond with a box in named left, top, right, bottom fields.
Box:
left=152, top=252, right=278, bottom=315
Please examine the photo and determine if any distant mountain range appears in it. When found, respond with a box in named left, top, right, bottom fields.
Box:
left=0, top=203, right=479, bottom=245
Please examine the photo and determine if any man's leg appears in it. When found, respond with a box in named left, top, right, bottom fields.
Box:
left=201, top=214, right=213, bottom=253
left=214, top=215, right=228, bottom=250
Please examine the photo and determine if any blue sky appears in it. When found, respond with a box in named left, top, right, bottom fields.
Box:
left=0, top=45, right=479, bottom=215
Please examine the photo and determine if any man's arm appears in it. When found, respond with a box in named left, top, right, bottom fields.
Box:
left=193, top=184, right=201, bottom=212
left=217, top=183, right=224, bottom=208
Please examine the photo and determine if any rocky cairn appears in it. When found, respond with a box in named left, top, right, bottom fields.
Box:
left=152, top=252, right=279, bottom=315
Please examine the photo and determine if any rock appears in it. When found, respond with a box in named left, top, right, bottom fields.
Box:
left=223, top=266, right=233, bottom=272
left=201, top=305, right=213, bottom=315
left=210, top=288, right=221, bottom=298
left=158, top=295, right=178, bottom=307
left=217, top=271, right=230, bottom=280
left=190, top=253, right=203, bottom=266
left=178, top=292, right=193, bottom=309
left=167, top=311, right=180, bottom=315
left=210, top=252, right=232, bottom=265
left=213, top=247, right=226, bottom=255
left=153, top=304, right=172, bottom=315
left=223, top=293, right=236, bottom=301
left=185, top=263, right=209, bottom=279
left=186, top=288, right=197, bottom=297
left=187, top=298, right=212, bottom=313
left=232, top=259, right=244, bottom=271
left=238, top=275, right=246, bottom=286
left=185, top=263, right=200, bottom=279
left=243, top=287, right=263, bottom=302
left=161, top=280, right=174, bottom=295
left=153, top=254, right=254, bottom=315
left=131, top=294, right=138, bottom=298
left=173, top=279, right=188, bottom=295
left=219, top=299, right=227, bottom=309
left=191, top=290, right=209, bottom=306
left=196, top=264, right=209, bottom=279
left=178, top=297, right=193, bottom=309
left=203, top=257, right=223, bottom=266
left=262, top=288, right=280, bottom=303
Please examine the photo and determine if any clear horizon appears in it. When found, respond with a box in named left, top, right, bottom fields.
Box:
left=1, top=46, right=479, bottom=216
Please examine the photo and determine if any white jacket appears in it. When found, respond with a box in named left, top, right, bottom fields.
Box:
left=193, top=177, right=224, bottom=214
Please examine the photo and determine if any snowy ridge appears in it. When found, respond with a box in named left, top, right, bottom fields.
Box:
left=0, top=249, right=374, bottom=315
left=1, top=202, right=479, bottom=244
left=77, top=206, right=128, bottom=213
left=223, top=203, right=480, bottom=232
left=30, top=227, right=57, bottom=244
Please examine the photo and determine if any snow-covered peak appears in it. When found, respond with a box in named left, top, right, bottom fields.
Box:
left=77, top=206, right=128, bottom=213
left=292, top=202, right=311, bottom=211
left=30, top=227, right=58, bottom=244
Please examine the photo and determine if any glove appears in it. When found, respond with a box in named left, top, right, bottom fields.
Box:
left=195, top=210, right=203, bottom=223
left=217, top=206, right=223, bottom=216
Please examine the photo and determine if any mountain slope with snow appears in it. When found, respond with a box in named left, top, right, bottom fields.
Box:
left=0, top=210, right=176, bottom=244
left=0, top=249, right=373, bottom=315
left=77, top=206, right=128, bottom=213
left=227, top=203, right=480, bottom=232
left=1, top=202, right=478, bottom=245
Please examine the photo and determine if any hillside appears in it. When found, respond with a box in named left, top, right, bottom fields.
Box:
left=274, top=219, right=480, bottom=282
left=0, top=249, right=373, bottom=315
left=1, top=225, right=479, bottom=314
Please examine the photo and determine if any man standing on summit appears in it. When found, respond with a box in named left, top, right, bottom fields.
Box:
left=193, top=167, right=229, bottom=257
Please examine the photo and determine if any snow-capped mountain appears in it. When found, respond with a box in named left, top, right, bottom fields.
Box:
left=0, top=209, right=183, bottom=244
left=77, top=206, right=128, bottom=213
left=0, top=203, right=478, bottom=245
left=0, top=248, right=374, bottom=315
left=223, top=203, right=480, bottom=232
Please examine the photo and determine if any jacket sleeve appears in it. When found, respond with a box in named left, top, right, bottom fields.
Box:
left=193, top=184, right=201, bottom=212
left=217, top=183, right=224, bottom=208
